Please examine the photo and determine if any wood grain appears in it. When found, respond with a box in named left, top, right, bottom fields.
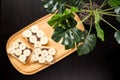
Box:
left=6, top=14, right=84, bottom=75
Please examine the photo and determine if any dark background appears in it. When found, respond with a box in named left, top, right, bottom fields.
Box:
left=1, top=0, right=120, bottom=80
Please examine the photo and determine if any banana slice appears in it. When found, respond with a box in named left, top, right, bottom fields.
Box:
left=7, top=47, right=15, bottom=54
left=40, top=50, right=49, bottom=57
left=34, top=48, right=41, bottom=55
left=23, top=49, right=31, bottom=57
left=22, top=30, right=32, bottom=38
left=40, top=36, right=48, bottom=45
left=45, top=55, right=53, bottom=63
left=34, top=41, right=42, bottom=48
left=38, top=56, right=46, bottom=63
left=12, top=41, right=19, bottom=49
left=36, top=30, right=44, bottom=38
left=30, top=25, right=39, bottom=33
left=18, top=55, right=26, bottom=63
left=19, top=43, right=26, bottom=50
left=14, top=49, right=22, bottom=56
left=31, top=54, right=39, bottom=62
left=48, top=48, right=56, bottom=56
left=29, top=35, right=37, bottom=44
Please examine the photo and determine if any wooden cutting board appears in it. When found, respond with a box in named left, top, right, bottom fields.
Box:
left=6, top=14, right=84, bottom=75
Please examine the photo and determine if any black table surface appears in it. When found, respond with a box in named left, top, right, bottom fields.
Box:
left=1, top=0, right=120, bottom=80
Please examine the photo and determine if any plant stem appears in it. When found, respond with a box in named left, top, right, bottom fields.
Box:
left=81, top=14, right=91, bottom=23
left=102, top=12, right=120, bottom=17
left=90, top=0, right=92, bottom=10
left=101, top=11, right=116, bottom=14
left=65, top=4, right=72, bottom=8
left=103, top=7, right=117, bottom=11
left=77, top=10, right=92, bottom=13
left=88, top=17, right=93, bottom=35
left=98, top=0, right=107, bottom=9
left=100, top=17, right=119, bottom=32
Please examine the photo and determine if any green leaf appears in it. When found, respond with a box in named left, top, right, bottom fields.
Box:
left=52, top=27, right=83, bottom=49
left=114, top=7, right=120, bottom=22
left=48, top=14, right=63, bottom=26
left=114, top=7, right=120, bottom=14
left=70, top=7, right=79, bottom=12
left=68, top=0, right=85, bottom=10
left=41, top=0, right=66, bottom=13
left=95, top=23, right=104, bottom=41
left=114, top=31, right=120, bottom=44
left=108, top=0, right=120, bottom=7
left=48, top=9, right=76, bottom=29
left=41, top=0, right=85, bottom=13
left=57, top=2, right=66, bottom=14
left=51, top=27, right=64, bottom=42
left=94, top=10, right=104, bottom=41
left=77, top=34, right=96, bottom=56
left=116, top=16, right=120, bottom=22
left=94, top=10, right=100, bottom=24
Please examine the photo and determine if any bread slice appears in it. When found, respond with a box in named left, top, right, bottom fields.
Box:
left=7, top=39, right=32, bottom=64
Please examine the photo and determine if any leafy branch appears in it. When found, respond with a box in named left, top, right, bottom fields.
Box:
left=41, top=0, right=120, bottom=56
